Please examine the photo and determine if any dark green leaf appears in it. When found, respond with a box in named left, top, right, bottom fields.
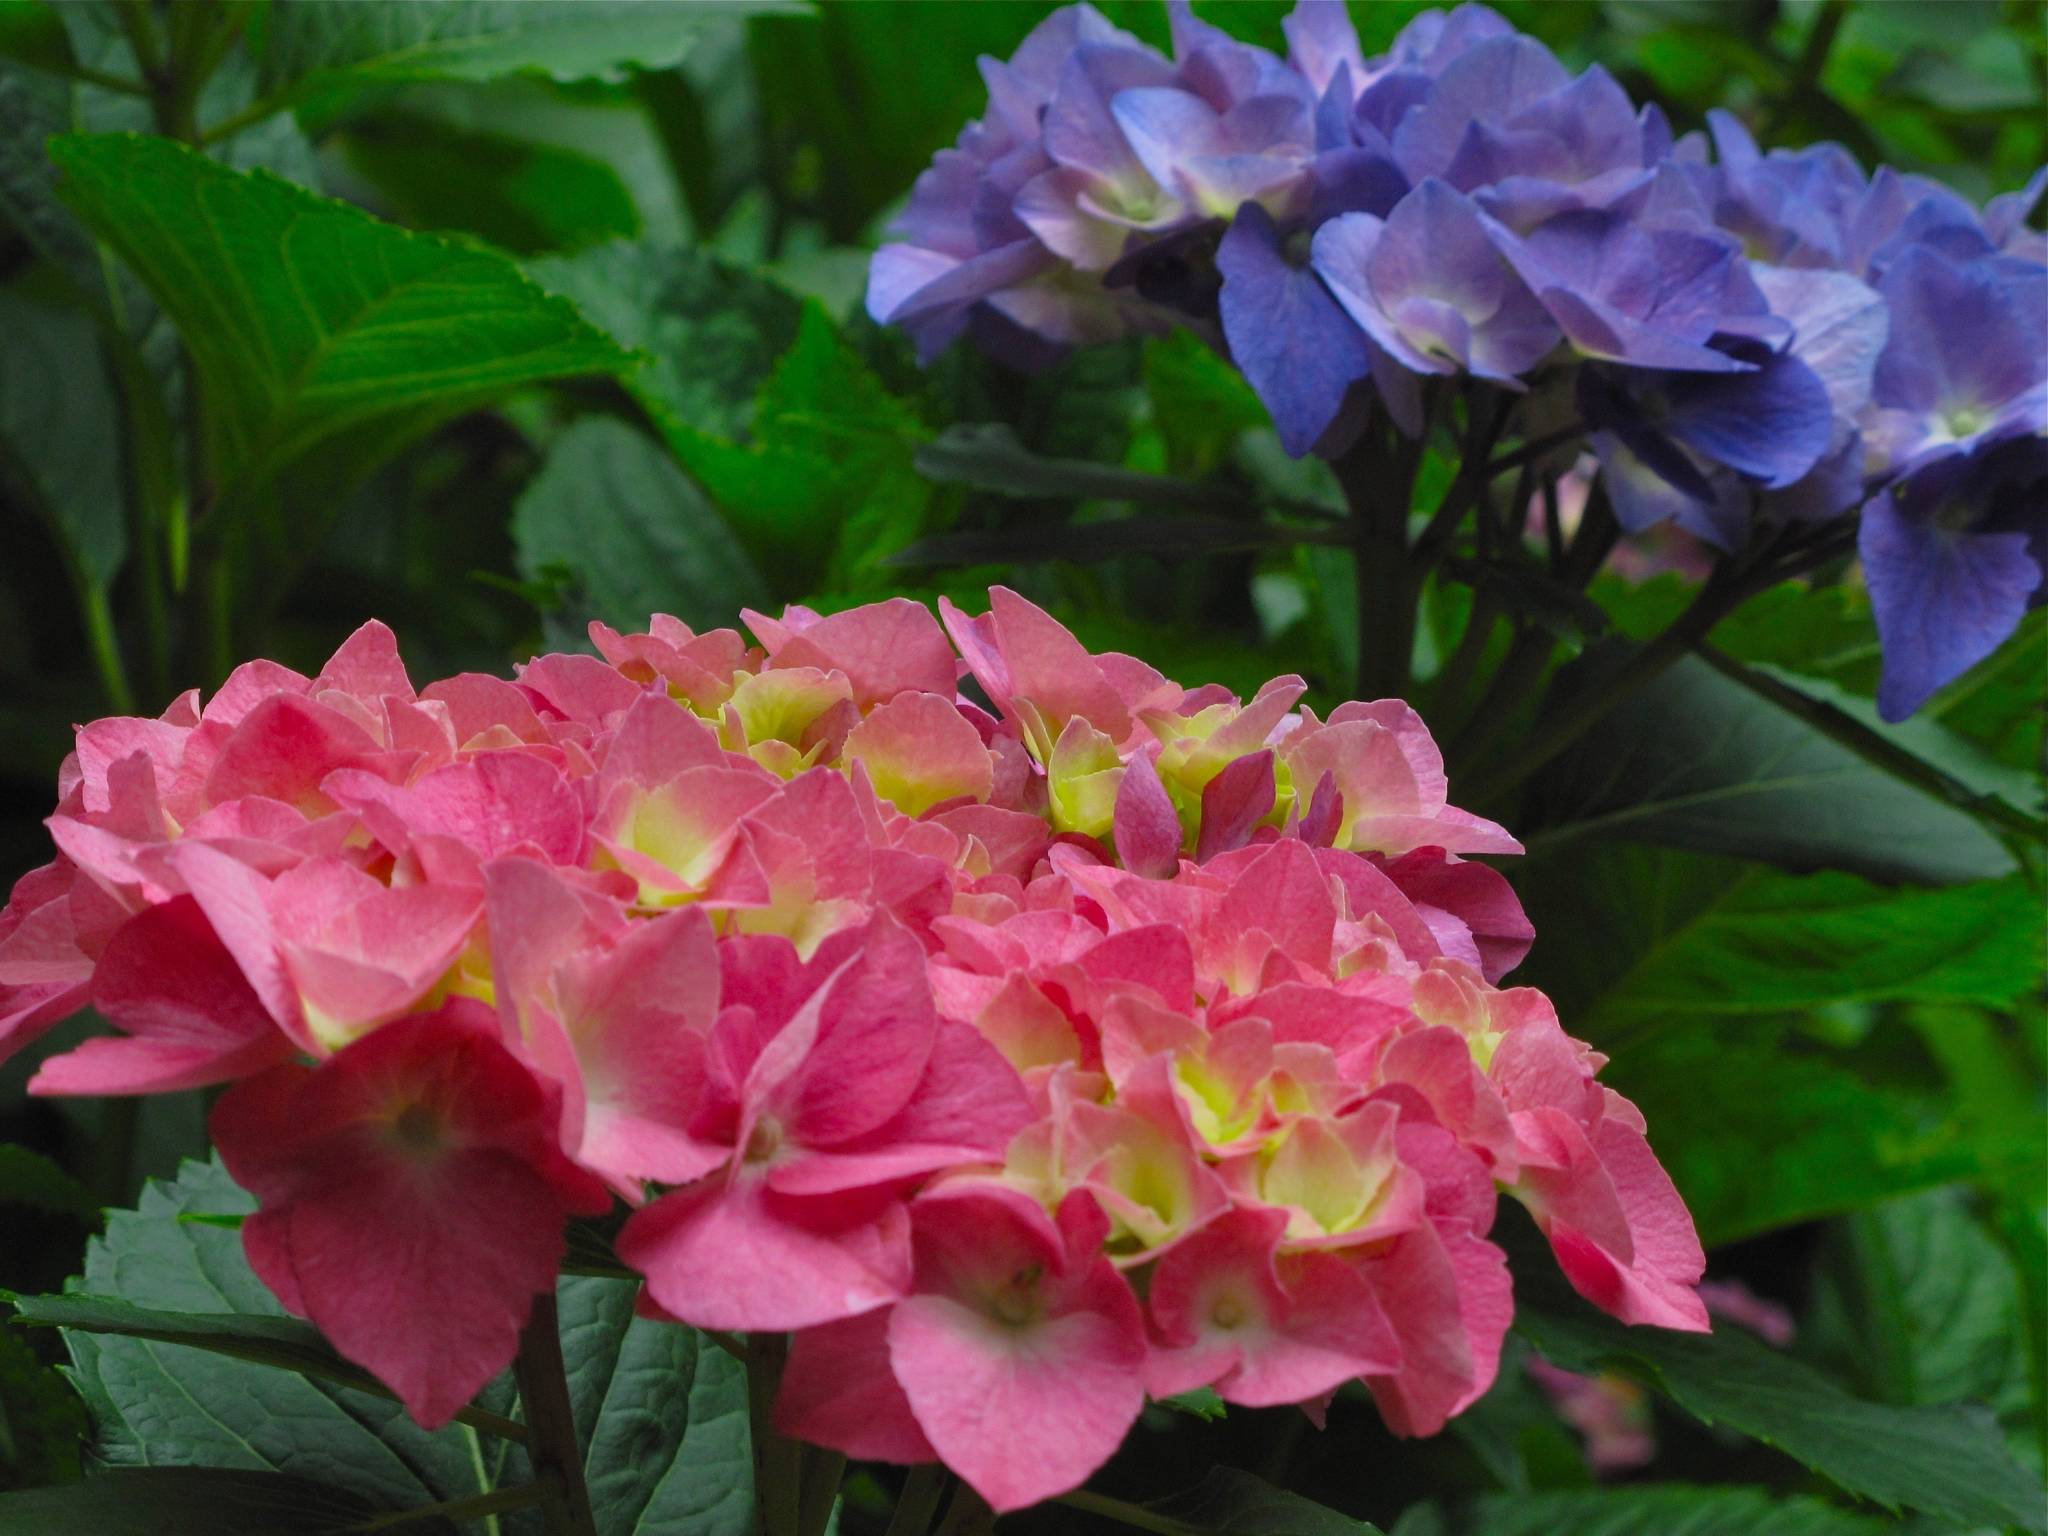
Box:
left=0, top=1323, right=86, bottom=1486
left=50, top=132, right=630, bottom=520
left=0, top=1467, right=418, bottom=1535
left=0, top=1, right=71, bottom=74
left=62, top=1156, right=752, bottom=1536
left=7, top=1293, right=522, bottom=1442
left=915, top=422, right=1247, bottom=510
left=527, top=240, right=803, bottom=443
left=336, top=113, right=640, bottom=255
left=512, top=416, right=769, bottom=632
left=0, top=63, right=100, bottom=289
left=1070, top=1468, right=1382, bottom=1534
left=1806, top=1190, right=2036, bottom=1456
left=1391, top=1485, right=1890, bottom=1536
left=0, top=1142, right=95, bottom=1222
left=1600, top=1016, right=1988, bottom=1244
left=1527, top=653, right=2015, bottom=883
left=1510, top=1215, right=2048, bottom=1533
left=1142, top=332, right=1268, bottom=479
left=0, top=287, right=126, bottom=590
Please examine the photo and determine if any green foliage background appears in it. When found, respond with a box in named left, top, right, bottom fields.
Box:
left=0, top=1, right=2041, bottom=1532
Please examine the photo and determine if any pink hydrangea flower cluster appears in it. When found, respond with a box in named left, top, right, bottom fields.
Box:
left=0, top=587, right=1706, bottom=1513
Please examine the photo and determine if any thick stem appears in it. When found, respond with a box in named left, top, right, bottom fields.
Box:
left=932, top=1483, right=999, bottom=1536
left=883, top=1466, right=951, bottom=1536
left=1335, top=429, right=1419, bottom=701
left=513, top=1291, right=597, bottom=1536
left=747, top=1333, right=804, bottom=1536
left=349, top=1482, right=551, bottom=1533
left=796, top=1446, right=846, bottom=1536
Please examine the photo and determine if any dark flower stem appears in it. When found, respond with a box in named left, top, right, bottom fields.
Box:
left=747, top=1333, right=842, bottom=1536
left=513, top=1291, right=598, bottom=1536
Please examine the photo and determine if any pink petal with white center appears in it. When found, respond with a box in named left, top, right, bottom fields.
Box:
left=210, top=1003, right=606, bottom=1428
left=596, top=691, right=726, bottom=797
left=1211, top=837, right=1336, bottom=982
left=889, top=1187, right=1146, bottom=1512
left=617, top=1171, right=913, bottom=1332
left=32, top=897, right=291, bottom=1094
left=777, top=1307, right=938, bottom=1464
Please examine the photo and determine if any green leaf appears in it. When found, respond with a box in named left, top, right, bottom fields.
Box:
left=1069, top=1468, right=1382, bottom=1534
left=0, top=1322, right=86, bottom=1487
left=62, top=1156, right=754, bottom=1536
left=0, top=63, right=101, bottom=290
left=512, top=416, right=769, bottom=633
left=0, top=1142, right=96, bottom=1222
left=1597, top=1016, right=1988, bottom=1245
left=0, top=287, right=126, bottom=590
left=258, top=0, right=798, bottom=97
left=1806, top=1190, right=2038, bottom=1462
left=1155, top=1386, right=1227, bottom=1422
left=49, top=132, right=629, bottom=523
left=0, top=1, right=71, bottom=74
left=527, top=240, right=803, bottom=442
left=1526, top=652, right=2015, bottom=883
left=336, top=113, right=640, bottom=255
left=1519, top=845, right=2039, bottom=1028
left=7, top=1293, right=523, bottom=1442
left=1391, top=1485, right=1891, bottom=1536
left=1142, top=331, right=1268, bottom=479
left=1509, top=1215, right=2048, bottom=1534
left=0, top=1467, right=415, bottom=1535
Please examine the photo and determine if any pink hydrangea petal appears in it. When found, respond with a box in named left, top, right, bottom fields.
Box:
left=776, top=1307, right=938, bottom=1464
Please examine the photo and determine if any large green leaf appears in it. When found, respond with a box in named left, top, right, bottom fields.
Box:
left=61, top=1157, right=753, bottom=1536
left=1508, top=1215, right=2048, bottom=1534
left=1518, top=846, right=2038, bottom=1029
left=512, top=417, right=769, bottom=634
left=1390, top=1485, right=1889, bottom=1536
left=1601, top=1018, right=1990, bottom=1245
left=0, top=1322, right=86, bottom=1488
left=1805, top=1190, right=2038, bottom=1464
left=49, top=132, right=629, bottom=524
left=1525, top=653, right=2015, bottom=883
left=0, top=1467, right=419, bottom=1535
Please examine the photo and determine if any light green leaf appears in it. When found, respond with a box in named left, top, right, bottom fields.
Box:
left=1391, top=1485, right=1890, bottom=1536
left=49, top=132, right=629, bottom=524
left=1508, top=1214, right=2048, bottom=1533
left=0, top=287, right=126, bottom=588
left=258, top=0, right=799, bottom=97
left=1527, top=652, right=2015, bottom=883
left=512, top=416, right=769, bottom=633
left=62, top=1156, right=753, bottom=1536
left=0, top=1467, right=408, bottom=1535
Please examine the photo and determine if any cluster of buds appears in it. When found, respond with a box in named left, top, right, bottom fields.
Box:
left=0, top=588, right=1704, bottom=1512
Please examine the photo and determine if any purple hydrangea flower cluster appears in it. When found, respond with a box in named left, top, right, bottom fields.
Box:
left=868, top=1, right=2047, bottom=722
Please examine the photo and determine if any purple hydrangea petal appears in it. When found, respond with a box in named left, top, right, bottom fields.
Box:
left=1660, top=348, right=1835, bottom=488
left=1750, top=265, right=1887, bottom=420
left=1862, top=468, right=2044, bottom=721
left=1284, top=0, right=1366, bottom=98
left=1392, top=35, right=1571, bottom=183
left=1218, top=202, right=1375, bottom=455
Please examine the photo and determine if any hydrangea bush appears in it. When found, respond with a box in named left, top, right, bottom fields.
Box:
left=0, top=3, right=2041, bottom=1535
left=0, top=588, right=1703, bottom=1521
